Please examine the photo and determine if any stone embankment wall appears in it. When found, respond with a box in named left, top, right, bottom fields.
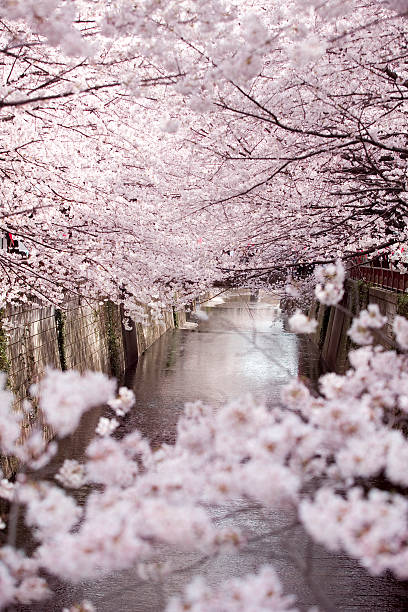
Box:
left=0, top=294, right=198, bottom=478
left=0, top=297, right=188, bottom=410
left=310, top=279, right=408, bottom=373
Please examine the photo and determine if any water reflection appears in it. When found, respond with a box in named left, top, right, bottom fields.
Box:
left=124, top=290, right=306, bottom=446
left=15, top=289, right=408, bottom=612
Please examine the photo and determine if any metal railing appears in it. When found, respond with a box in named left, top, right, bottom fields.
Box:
left=349, top=266, right=408, bottom=292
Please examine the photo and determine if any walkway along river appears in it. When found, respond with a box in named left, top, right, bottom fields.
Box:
left=17, top=289, right=408, bottom=612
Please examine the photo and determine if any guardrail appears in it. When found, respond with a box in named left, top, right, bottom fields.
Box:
left=349, top=266, right=408, bottom=292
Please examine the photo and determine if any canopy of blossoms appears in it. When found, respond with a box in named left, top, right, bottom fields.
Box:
left=0, top=0, right=406, bottom=312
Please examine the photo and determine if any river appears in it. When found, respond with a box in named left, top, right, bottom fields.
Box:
left=16, top=289, right=408, bottom=612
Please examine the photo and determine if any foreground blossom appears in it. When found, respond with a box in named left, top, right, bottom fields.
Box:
left=95, top=417, right=119, bottom=437
left=393, top=315, right=408, bottom=349
left=55, top=460, right=87, bottom=489
left=33, top=369, right=117, bottom=437
left=1, top=307, right=408, bottom=609
left=166, top=566, right=298, bottom=612
left=348, top=304, right=387, bottom=345
left=0, top=479, right=15, bottom=502
left=289, top=310, right=318, bottom=334
left=107, top=387, right=135, bottom=417
left=314, top=261, right=345, bottom=306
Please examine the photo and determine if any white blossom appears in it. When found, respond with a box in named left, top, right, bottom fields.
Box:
left=315, top=260, right=345, bottom=288
left=348, top=304, right=387, bottom=345
left=393, top=315, right=408, bottom=349
left=315, top=282, right=344, bottom=306
left=0, top=479, right=15, bottom=501
left=314, top=261, right=345, bottom=305
left=285, top=283, right=300, bottom=298
left=56, top=459, right=87, bottom=489
left=160, top=119, right=179, bottom=134
left=95, top=417, right=119, bottom=437
left=281, top=379, right=311, bottom=409
left=107, top=387, right=135, bottom=417
left=289, top=310, right=318, bottom=333
left=166, top=566, right=298, bottom=612
left=35, top=370, right=116, bottom=438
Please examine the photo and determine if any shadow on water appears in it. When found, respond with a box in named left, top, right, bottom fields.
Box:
left=13, top=289, right=408, bottom=612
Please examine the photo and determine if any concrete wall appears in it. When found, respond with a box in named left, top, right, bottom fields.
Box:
left=62, top=298, right=114, bottom=374
left=311, top=279, right=405, bottom=373
left=136, top=308, right=175, bottom=356
left=0, top=298, right=181, bottom=410
left=3, top=303, right=62, bottom=407
left=0, top=295, right=201, bottom=478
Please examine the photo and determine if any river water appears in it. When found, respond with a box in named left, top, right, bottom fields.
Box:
left=17, top=289, right=408, bottom=612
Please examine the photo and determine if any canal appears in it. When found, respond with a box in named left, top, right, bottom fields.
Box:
left=18, top=289, right=408, bottom=611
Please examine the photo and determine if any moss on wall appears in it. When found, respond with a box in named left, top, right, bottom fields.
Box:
left=356, top=279, right=370, bottom=311
left=172, top=307, right=178, bottom=328
left=54, top=308, right=67, bottom=371
left=23, top=323, right=35, bottom=385
left=104, top=301, right=121, bottom=378
left=0, top=309, right=9, bottom=374
left=318, top=305, right=331, bottom=349
left=397, top=293, right=408, bottom=319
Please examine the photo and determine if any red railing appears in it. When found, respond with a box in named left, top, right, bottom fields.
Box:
left=349, top=266, right=408, bottom=292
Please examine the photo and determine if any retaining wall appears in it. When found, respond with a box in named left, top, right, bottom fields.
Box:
left=0, top=291, right=213, bottom=476
left=311, top=279, right=406, bottom=372
left=0, top=297, right=182, bottom=411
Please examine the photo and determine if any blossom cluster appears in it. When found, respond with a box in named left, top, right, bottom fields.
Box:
left=166, top=566, right=299, bottom=612
left=300, top=488, right=408, bottom=578
left=314, top=260, right=345, bottom=306
left=1, top=313, right=408, bottom=608
left=289, top=309, right=318, bottom=334
left=347, top=304, right=387, bottom=345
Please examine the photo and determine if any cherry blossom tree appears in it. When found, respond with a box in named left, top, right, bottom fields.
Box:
left=1, top=0, right=407, bottom=307
left=161, top=0, right=408, bottom=286
left=1, top=1, right=408, bottom=609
